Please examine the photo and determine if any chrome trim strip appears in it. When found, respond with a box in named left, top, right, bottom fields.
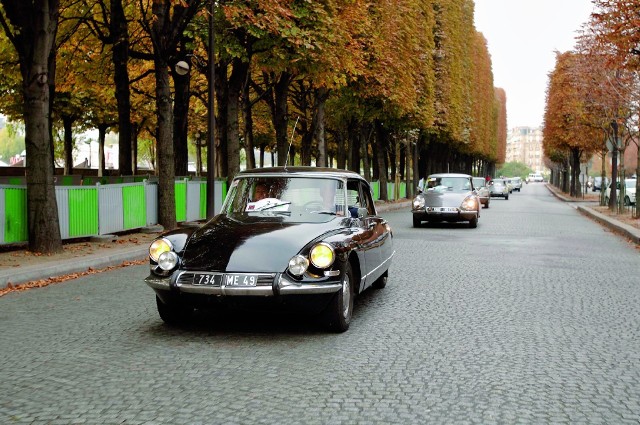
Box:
left=144, top=276, right=171, bottom=290
left=324, top=270, right=340, bottom=277
left=278, top=275, right=342, bottom=294
left=179, top=284, right=274, bottom=296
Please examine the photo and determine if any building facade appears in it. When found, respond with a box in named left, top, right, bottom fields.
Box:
left=506, top=126, right=547, bottom=173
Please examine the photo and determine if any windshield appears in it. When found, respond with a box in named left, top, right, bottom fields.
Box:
left=221, top=176, right=347, bottom=222
left=472, top=178, right=485, bottom=188
left=625, top=179, right=636, bottom=189
left=425, top=176, right=471, bottom=192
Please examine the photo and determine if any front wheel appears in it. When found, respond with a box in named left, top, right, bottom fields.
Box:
left=624, top=196, right=631, bottom=206
left=505, top=194, right=509, bottom=200
left=324, top=263, right=354, bottom=332
left=156, top=295, right=193, bottom=326
left=372, top=270, right=388, bottom=289
left=412, top=215, right=421, bottom=228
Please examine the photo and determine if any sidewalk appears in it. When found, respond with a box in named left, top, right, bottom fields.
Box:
left=0, top=199, right=412, bottom=292
left=545, top=184, right=640, bottom=245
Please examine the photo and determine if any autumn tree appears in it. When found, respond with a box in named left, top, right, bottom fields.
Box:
left=0, top=0, right=63, bottom=254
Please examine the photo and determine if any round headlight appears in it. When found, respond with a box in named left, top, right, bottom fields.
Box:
left=149, top=238, right=172, bottom=262
left=310, top=243, right=335, bottom=269
left=461, top=196, right=477, bottom=211
left=413, top=196, right=425, bottom=209
left=288, top=255, right=309, bottom=276
left=158, top=251, right=179, bottom=271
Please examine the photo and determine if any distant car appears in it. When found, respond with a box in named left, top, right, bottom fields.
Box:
left=604, top=178, right=637, bottom=206
left=527, top=173, right=544, bottom=183
left=144, top=167, right=394, bottom=333
left=472, top=177, right=490, bottom=208
left=592, top=176, right=610, bottom=192
left=489, top=179, right=509, bottom=200
left=511, top=177, right=523, bottom=191
left=504, top=178, right=514, bottom=193
left=412, top=173, right=480, bottom=228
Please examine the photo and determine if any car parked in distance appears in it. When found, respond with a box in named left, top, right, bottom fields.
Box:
left=472, top=177, right=490, bottom=208
left=489, top=178, right=509, bottom=200
left=592, top=176, right=610, bottom=192
left=144, top=167, right=395, bottom=332
left=412, top=173, right=481, bottom=228
left=604, top=178, right=637, bottom=206
left=511, top=177, right=523, bottom=191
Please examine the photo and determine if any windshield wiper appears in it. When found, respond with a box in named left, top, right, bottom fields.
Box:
left=311, top=210, right=337, bottom=215
left=259, top=201, right=292, bottom=211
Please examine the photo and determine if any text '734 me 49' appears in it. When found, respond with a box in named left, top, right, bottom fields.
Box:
left=144, top=167, right=395, bottom=332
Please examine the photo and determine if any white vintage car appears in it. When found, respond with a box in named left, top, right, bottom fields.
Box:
left=412, top=173, right=481, bottom=228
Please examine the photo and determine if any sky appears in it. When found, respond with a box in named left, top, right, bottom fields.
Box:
left=473, top=0, right=595, bottom=129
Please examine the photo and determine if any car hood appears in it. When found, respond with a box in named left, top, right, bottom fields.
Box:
left=422, top=190, right=469, bottom=207
left=179, top=214, right=342, bottom=272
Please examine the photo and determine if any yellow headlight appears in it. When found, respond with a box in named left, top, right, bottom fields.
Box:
left=149, top=238, right=173, bottom=262
left=310, top=243, right=335, bottom=269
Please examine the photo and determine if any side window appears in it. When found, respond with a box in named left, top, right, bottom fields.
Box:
left=359, top=182, right=376, bottom=216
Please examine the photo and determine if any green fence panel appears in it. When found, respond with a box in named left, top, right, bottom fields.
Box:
left=68, top=188, right=99, bottom=237
left=400, top=182, right=406, bottom=198
left=175, top=181, right=187, bottom=222
left=200, top=182, right=207, bottom=218
left=371, top=181, right=380, bottom=200
left=122, top=185, right=147, bottom=229
left=5, top=188, right=28, bottom=243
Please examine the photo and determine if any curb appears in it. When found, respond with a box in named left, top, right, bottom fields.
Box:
left=376, top=200, right=412, bottom=213
left=546, top=184, right=640, bottom=245
left=0, top=245, right=149, bottom=289
left=575, top=205, right=640, bottom=245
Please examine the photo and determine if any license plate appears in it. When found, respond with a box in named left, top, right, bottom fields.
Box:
left=438, top=207, right=457, bottom=212
left=223, top=274, right=258, bottom=287
left=193, top=273, right=222, bottom=286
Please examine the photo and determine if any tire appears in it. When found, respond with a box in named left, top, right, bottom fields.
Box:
left=624, top=196, right=631, bottom=206
left=412, top=215, right=421, bottom=228
left=468, top=216, right=478, bottom=228
left=505, top=194, right=509, bottom=200
left=372, top=270, right=388, bottom=289
left=324, top=263, right=354, bottom=332
left=485, top=199, right=490, bottom=209
left=156, top=295, right=193, bottom=326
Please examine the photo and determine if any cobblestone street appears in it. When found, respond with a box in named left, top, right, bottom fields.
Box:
left=1, top=184, right=639, bottom=424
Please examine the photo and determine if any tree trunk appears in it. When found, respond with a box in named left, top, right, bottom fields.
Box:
left=226, top=57, right=247, bottom=181
left=274, top=72, right=292, bottom=165
left=98, top=123, right=108, bottom=177
left=172, top=56, right=191, bottom=177
left=215, top=59, right=228, bottom=178
left=63, top=115, right=73, bottom=174
left=243, top=67, right=255, bottom=170
left=111, top=0, right=132, bottom=175
left=314, top=88, right=328, bottom=167
left=3, top=0, right=63, bottom=253
left=374, top=120, right=388, bottom=201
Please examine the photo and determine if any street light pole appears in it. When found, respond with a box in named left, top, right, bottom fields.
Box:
left=206, top=0, right=216, bottom=219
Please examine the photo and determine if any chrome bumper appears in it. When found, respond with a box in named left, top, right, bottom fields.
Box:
left=144, top=273, right=342, bottom=296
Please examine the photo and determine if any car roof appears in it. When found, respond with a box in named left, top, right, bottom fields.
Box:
left=427, top=173, right=472, bottom=178
left=236, top=166, right=367, bottom=182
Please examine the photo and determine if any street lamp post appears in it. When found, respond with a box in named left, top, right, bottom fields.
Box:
left=206, top=0, right=216, bottom=219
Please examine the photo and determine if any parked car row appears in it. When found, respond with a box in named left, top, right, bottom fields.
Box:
left=604, top=178, right=637, bottom=206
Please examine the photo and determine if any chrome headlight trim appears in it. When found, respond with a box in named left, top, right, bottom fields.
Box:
left=310, top=242, right=335, bottom=269
left=412, top=196, right=425, bottom=209
left=157, top=251, right=179, bottom=271
left=460, top=196, right=478, bottom=211
left=149, top=238, right=173, bottom=262
left=288, top=255, right=309, bottom=276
